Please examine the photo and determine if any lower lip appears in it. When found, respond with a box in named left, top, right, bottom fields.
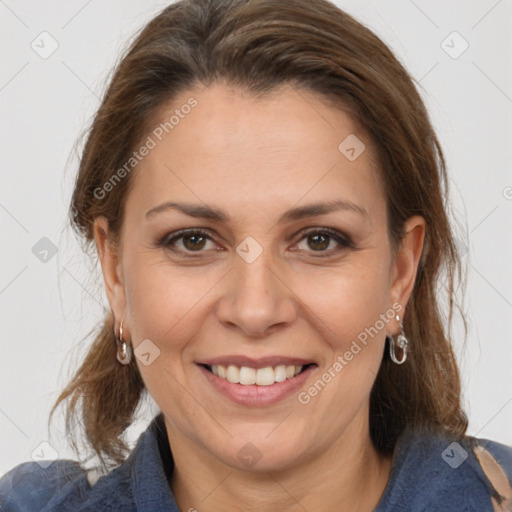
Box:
left=198, top=364, right=316, bottom=406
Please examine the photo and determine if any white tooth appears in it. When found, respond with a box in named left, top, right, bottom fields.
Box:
left=215, top=364, right=303, bottom=384
left=239, top=366, right=256, bottom=385
left=256, top=367, right=275, bottom=386
left=226, top=365, right=240, bottom=383
left=274, top=365, right=287, bottom=382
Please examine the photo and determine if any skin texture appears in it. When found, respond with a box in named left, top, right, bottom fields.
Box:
left=94, top=83, right=425, bottom=511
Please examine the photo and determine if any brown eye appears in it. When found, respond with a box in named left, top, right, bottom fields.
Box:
left=160, top=229, right=217, bottom=255
left=306, top=233, right=331, bottom=251
left=182, top=233, right=207, bottom=251
left=294, top=228, right=353, bottom=256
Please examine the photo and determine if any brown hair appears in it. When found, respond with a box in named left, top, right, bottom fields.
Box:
left=52, top=0, right=468, bottom=469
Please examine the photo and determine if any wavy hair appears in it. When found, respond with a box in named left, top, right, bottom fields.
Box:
left=51, top=0, right=468, bottom=470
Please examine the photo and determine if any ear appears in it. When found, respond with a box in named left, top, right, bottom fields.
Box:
left=93, top=216, right=127, bottom=329
left=389, top=215, right=425, bottom=316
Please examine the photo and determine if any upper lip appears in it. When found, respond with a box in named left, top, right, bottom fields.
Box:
left=197, top=356, right=316, bottom=369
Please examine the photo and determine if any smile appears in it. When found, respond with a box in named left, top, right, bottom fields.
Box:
left=197, top=357, right=318, bottom=406
left=207, top=364, right=305, bottom=386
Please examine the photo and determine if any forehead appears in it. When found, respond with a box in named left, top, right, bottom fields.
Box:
left=126, top=83, right=384, bottom=224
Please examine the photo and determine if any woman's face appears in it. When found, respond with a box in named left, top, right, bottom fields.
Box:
left=95, top=83, right=423, bottom=471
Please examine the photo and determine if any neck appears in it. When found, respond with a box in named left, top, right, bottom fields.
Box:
left=166, top=414, right=393, bottom=512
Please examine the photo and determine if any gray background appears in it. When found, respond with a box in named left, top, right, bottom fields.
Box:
left=1, top=0, right=511, bottom=475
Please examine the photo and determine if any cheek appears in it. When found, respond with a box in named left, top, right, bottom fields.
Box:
left=122, top=240, right=392, bottom=401
left=124, top=245, right=392, bottom=358
left=122, top=256, right=220, bottom=422
left=292, top=261, right=391, bottom=431
left=126, top=268, right=197, bottom=339
left=122, top=253, right=226, bottom=362
left=291, top=255, right=392, bottom=346
left=289, top=255, right=391, bottom=401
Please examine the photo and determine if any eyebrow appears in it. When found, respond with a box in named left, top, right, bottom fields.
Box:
left=145, top=199, right=368, bottom=223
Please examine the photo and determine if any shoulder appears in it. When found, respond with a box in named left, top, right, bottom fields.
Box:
left=475, top=436, right=512, bottom=483
left=472, top=438, right=512, bottom=511
left=0, top=458, right=134, bottom=512
left=0, top=459, right=85, bottom=511
left=0, top=415, right=175, bottom=512
left=376, top=428, right=512, bottom=512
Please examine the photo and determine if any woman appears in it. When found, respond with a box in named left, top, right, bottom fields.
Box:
left=1, top=0, right=511, bottom=510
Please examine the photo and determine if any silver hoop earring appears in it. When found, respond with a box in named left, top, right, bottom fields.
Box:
left=388, top=314, right=408, bottom=365
left=116, top=316, right=132, bottom=365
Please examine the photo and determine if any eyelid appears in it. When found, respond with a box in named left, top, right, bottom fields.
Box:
left=291, top=227, right=354, bottom=257
left=159, top=228, right=219, bottom=251
left=158, top=226, right=354, bottom=256
left=296, top=226, right=354, bottom=248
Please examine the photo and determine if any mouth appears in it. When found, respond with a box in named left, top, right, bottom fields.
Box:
left=200, top=363, right=316, bottom=386
left=196, top=357, right=318, bottom=406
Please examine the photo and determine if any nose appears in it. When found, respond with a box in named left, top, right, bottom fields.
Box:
left=215, top=251, right=297, bottom=338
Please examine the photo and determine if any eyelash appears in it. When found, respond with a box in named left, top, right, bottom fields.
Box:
left=158, top=227, right=354, bottom=258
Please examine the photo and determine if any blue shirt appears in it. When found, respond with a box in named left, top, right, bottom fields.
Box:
left=1, top=414, right=511, bottom=511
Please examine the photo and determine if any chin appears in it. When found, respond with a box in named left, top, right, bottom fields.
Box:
left=213, top=430, right=313, bottom=473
